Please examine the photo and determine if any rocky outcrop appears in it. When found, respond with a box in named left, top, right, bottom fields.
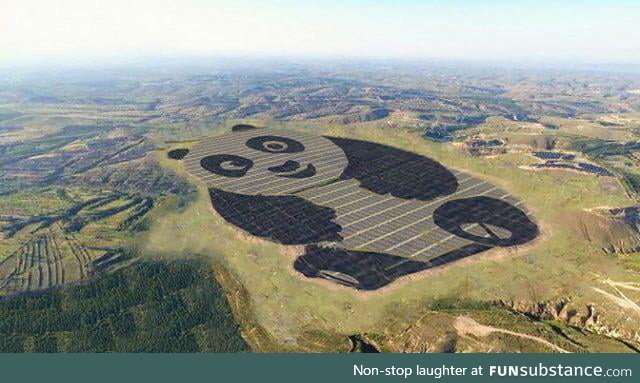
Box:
left=495, top=298, right=591, bottom=326
left=564, top=207, right=640, bottom=254
left=496, top=298, right=640, bottom=346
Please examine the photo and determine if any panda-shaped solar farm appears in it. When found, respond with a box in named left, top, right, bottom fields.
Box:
left=169, top=124, right=539, bottom=290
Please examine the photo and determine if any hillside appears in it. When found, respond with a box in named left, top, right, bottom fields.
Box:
left=1, top=63, right=640, bottom=352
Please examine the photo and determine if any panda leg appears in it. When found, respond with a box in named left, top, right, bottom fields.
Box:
left=293, top=244, right=490, bottom=291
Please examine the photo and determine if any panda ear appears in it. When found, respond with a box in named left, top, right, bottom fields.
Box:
left=167, top=148, right=189, bottom=160
left=232, top=124, right=258, bottom=132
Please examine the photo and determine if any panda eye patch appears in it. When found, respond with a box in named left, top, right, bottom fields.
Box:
left=200, top=154, right=253, bottom=178
left=246, top=135, right=305, bottom=153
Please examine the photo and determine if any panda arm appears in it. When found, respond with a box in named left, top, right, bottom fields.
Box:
left=208, top=188, right=342, bottom=245
left=326, top=136, right=459, bottom=201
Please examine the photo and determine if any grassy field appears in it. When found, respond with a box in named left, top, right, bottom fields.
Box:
left=145, top=121, right=638, bottom=350
left=2, top=66, right=639, bottom=352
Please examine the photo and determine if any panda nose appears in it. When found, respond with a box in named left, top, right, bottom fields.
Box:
left=268, top=160, right=300, bottom=173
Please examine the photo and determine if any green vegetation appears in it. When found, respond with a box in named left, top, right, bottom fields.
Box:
left=0, top=260, right=249, bottom=352
left=622, top=253, right=640, bottom=272
left=0, top=188, right=73, bottom=216
left=1, top=64, right=640, bottom=353
left=148, top=122, right=639, bottom=353
left=569, top=138, right=640, bottom=159
left=622, top=172, right=640, bottom=193
left=364, top=300, right=637, bottom=353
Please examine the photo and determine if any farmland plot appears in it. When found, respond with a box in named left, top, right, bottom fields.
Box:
left=0, top=231, right=101, bottom=294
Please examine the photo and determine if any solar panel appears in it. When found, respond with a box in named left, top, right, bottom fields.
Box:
left=182, top=128, right=539, bottom=290
left=185, top=128, right=348, bottom=194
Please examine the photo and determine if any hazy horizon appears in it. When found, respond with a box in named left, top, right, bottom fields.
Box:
left=2, top=0, right=640, bottom=67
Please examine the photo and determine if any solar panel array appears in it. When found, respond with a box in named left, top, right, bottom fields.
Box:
left=184, top=128, right=348, bottom=195
left=298, top=173, right=533, bottom=262
left=183, top=128, right=539, bottom=289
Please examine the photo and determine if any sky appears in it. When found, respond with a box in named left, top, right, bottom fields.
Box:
left=1, top=0, right=640, bottom=66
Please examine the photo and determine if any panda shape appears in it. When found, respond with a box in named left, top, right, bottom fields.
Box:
left=170, top=124, right=539, bottom=290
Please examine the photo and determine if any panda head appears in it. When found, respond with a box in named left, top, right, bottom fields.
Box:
left=174, top=124, right=348, bottom=195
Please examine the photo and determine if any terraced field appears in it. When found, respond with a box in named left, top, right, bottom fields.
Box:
left=0, top=124, right=190, bottom=296
left=0, top=229, right=101, bottom=294
left=1, top=63, right=639, bottom=352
